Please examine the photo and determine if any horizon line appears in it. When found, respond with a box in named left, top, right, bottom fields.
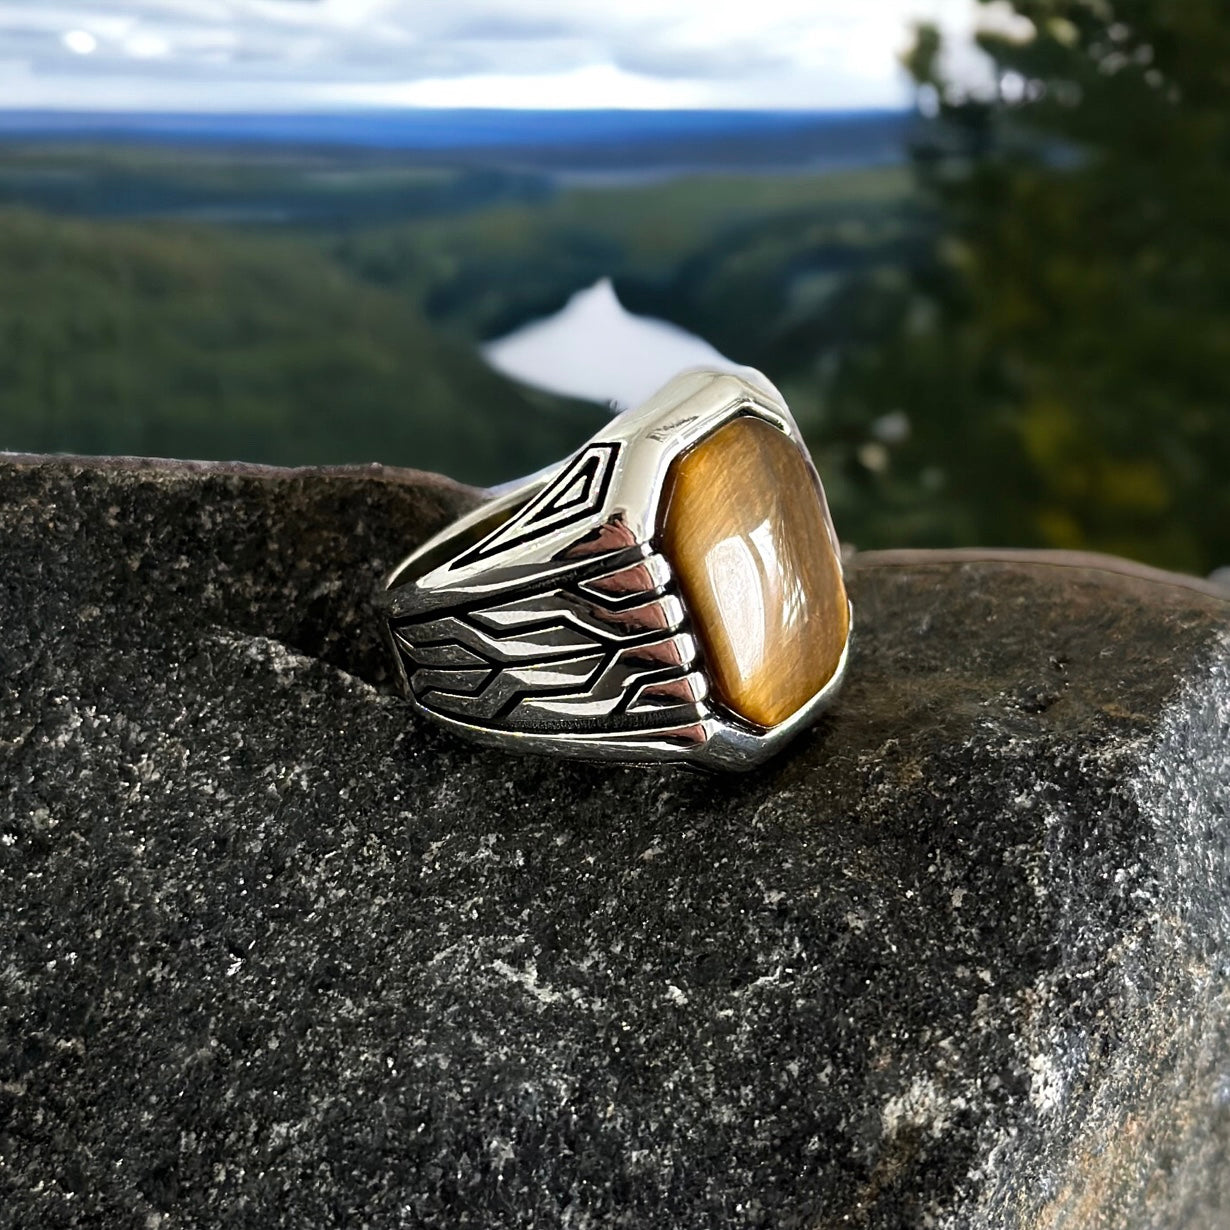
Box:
left=0, top=104, right=912, bottom=118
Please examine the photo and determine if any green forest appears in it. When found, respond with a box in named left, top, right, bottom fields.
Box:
left=1, top=0, right=1227, bottom=576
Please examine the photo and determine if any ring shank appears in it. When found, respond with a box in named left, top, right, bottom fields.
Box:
left=377, top=369, right=850, bottom=770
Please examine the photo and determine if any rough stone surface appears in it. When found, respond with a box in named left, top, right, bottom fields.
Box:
left=2, top=455, right=1229, bottom=1230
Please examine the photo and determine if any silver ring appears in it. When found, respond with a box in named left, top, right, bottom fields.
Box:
left=378, top=369, right=851, bottom=771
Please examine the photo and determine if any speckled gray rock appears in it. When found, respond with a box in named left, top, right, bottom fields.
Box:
left=2, top=456, right=1229, bottom=1230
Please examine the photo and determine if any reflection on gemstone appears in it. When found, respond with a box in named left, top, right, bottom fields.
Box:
left=660, top=415, right=849, bottom=728
left=705, top=533, right=769, bottom=690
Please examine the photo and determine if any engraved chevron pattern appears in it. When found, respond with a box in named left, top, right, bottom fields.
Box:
left=390, top=544, right=709, bottom=737
left=449, top=442, right=620, bottom=569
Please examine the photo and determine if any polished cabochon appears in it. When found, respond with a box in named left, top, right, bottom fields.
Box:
left=380, top=369, right=851, bottom=770
left=661, top=414, right=850, bottom=729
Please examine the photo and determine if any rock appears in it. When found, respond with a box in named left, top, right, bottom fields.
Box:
left=2, top=455, right=1229, bottom=1230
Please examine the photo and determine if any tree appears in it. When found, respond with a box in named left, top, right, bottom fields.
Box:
left=841, top=0, right=1230, bottom=572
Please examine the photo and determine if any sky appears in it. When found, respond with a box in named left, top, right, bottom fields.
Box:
left=0, top=0, right=1002, bottom=112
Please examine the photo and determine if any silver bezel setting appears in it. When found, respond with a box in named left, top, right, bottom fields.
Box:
left=378, top=369, right=851, bottom=771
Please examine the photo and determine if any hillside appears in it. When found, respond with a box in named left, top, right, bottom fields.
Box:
left=0, top=207, right=605, bottom=486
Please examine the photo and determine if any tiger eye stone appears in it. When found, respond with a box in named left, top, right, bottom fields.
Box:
left=660, top=416, right=849, bottom=728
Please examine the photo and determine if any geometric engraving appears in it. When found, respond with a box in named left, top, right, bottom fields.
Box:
left=391, top=536, right=709, bottom=741
left=448, top=442, right=620, bottom=569
left=576, top=555, right=672, bottom=601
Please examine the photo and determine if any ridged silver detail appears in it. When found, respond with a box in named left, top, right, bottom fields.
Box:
left=392, top=546, right=705, bottom=739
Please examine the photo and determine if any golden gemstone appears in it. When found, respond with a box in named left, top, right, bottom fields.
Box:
left=660, top=415, right=849, bottom=728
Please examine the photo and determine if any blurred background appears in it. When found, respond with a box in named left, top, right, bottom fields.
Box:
left=0, top=1, right=1226, bottom=578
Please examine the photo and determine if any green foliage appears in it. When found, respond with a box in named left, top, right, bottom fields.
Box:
left=2, top=58, right=1222, bottom=578
left=0, top=207, right=606, bottom=486
left=610, top=172, right=921, bottom=429
left=0, top=150, right=914, bottom=497
left=0, top=143, right=550, bottom=226
left=326, top=168, right=913, bottom=342
left=826, top=0, right=1230, bottom=571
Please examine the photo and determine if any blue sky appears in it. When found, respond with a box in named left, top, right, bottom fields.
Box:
left=0, top=0, right=1004, bottom=111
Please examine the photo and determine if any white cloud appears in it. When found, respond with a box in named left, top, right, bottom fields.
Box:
left=61, top=28, right=97, bottom=55
left=125, top=30, right=171, bottom=58
left=0, top=0, right=992, bottom=111
left=329, top=64, right=709, bottom=111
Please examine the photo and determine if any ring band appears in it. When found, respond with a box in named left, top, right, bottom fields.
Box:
left=378, top=369, right=851, bottom=771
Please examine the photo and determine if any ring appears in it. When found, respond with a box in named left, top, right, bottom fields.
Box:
left=378, top=369, right=851, bottom=771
